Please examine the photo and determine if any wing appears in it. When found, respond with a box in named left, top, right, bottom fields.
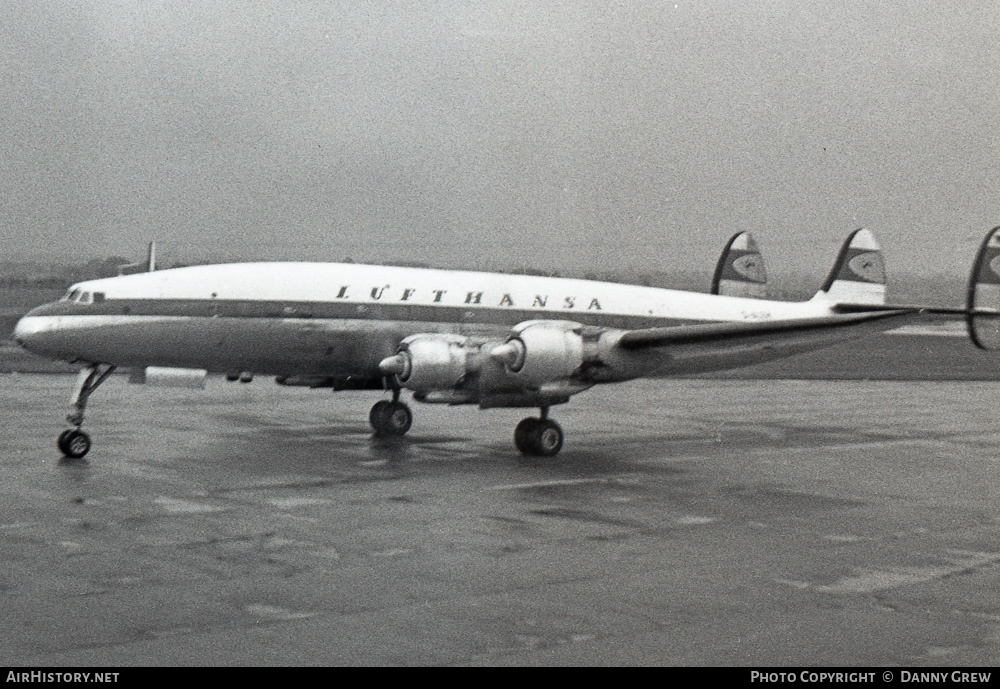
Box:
left=617, top=309, right=914, bottom=350
left=609, top=309, right=924, bottom=376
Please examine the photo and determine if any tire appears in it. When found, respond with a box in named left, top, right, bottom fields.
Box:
left=531, top=419, right=564, bottom=457
left=59, top=429, right=91, bottom=459
left=381, top=401, right=412, bottom=436
left=370, top=400, right=412, bottom=436
left=369, top=400, right=391, bottom=431
left=57, top=429, right=74, bottom=455
left=514, top=418, right=540, bottom=454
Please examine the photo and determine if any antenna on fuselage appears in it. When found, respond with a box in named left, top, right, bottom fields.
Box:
left=118, top=241, right=157, bottom=275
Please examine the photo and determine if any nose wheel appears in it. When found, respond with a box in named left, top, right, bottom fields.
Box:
left=58, top=428, right=91, bottom=459
left=58, top=363, right=115, bottom=459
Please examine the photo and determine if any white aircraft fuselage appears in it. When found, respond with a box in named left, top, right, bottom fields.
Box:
left=16, top=261, right=836, bottom=382
left=16, top=225, right=997, bottom=460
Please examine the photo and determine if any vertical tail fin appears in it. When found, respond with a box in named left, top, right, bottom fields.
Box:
left=812, top=229, right=887, bottom=305
left=711, top=232, right=768, bottom=299
left=967, top=225, right=1000, bottom=349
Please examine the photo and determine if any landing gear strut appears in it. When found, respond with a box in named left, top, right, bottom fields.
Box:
left=369, top=387, right=412, bottom=437
left=58, top=363, right=116, bottom=459
left=514, top=406, right=564, bottom=457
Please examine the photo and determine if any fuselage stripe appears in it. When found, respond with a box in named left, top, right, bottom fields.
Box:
left=29, top=297, right=704, bottom=331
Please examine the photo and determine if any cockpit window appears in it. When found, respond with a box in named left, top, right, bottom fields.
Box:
left=59, top=288, right=106, bottom=305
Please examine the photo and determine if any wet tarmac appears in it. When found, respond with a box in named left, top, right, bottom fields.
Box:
left=2, top=374, right=999, bottom=666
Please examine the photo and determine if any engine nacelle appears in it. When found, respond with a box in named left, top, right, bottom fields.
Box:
left=379, top=334, right=478, bottom=392
left=490, top=321, right=585, bottom=386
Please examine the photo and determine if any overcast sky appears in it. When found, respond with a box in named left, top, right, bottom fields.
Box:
left=1, top=1, right=997, bottom=281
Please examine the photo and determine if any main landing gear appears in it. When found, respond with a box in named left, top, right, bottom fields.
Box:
left=369, top=388, right=413, bottom=437
left=514, top=407, right=564, bottom=457
left=58, top=363, right=116, bottom=459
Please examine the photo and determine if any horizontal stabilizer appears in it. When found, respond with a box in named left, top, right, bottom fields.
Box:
left=967, top=225, right=1000, bottom=349
left=711, top=232, right=768, bottom=299
left=813, top=229, right=886, bottom=305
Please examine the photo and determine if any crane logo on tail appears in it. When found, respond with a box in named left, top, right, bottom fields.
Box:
left=731, top=255, right=766, bottom=283
left=988, top=255, right=1000, bottom=282
left=846, top=251, right=886, bottom=283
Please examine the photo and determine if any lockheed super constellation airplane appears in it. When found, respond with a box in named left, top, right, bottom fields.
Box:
left=13, top=227, right=1000, bottom=459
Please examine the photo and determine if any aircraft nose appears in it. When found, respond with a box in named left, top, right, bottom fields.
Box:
left=13, top=306, right=63, bottom=355
left=13, top=312, right=45, bottom=350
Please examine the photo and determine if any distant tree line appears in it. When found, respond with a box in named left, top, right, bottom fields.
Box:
left=0, top=275, right=69, bottom=288
left=0, top=256, right=136, bottom=288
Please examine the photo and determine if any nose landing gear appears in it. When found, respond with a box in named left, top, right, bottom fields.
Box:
left=58, top=364, right=116, bottom=459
